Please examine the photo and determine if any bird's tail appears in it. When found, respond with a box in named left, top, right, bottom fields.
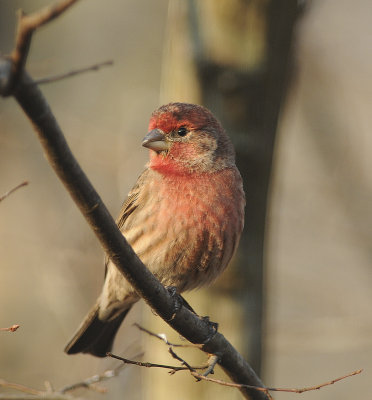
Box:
left=64, top=303, right=130, bottom=357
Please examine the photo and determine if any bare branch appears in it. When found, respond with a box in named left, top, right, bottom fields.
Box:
left=0, top=324, right=20, bottom=332
left=132, top=324, right=363, bottom=397
left=134, top=324, right=219, bottom=378
left=0, top=362, right=134, bottom=399
left=168, top=347, right=361, bottom=397
left=0, top=394, right=71, bottom=400
left=58, top=367, right=119, bottom=394
left=186, top=368, right=363, bottom=395
left=0, top=379, right=41, bottom=395
left=59, top=353, right=144, bottom=394
left=188, top=371, right=273, bottom=400
left=0, top=182, right=28, bottom=203
left=134, top=323, right=201, bottom=348
left=168, top=347, right=197, bottom=373
left=266, top=369, right=363, bottom=394
left=34, top=60, right=113, bottom=85
left=3, top=0, right=79, bottom=95
left=107, top=352, right=208, bottom=374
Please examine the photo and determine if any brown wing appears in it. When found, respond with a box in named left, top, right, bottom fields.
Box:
left=104, top=168, right=149, bottom=275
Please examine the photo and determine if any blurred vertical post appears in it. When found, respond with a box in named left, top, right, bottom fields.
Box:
left=161, top=0, right=301, bottom=375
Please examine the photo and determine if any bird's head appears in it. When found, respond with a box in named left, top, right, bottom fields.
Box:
left=143, top=103, right=235, bottom=175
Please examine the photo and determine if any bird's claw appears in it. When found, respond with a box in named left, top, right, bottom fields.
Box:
left=166, top=285, right=178, bottom=297
left=201, top=315, right=219, bottom=332
left=200, top=316, right=218, bottom=344
left=166, top=286, right=183, bottom=320
left=166, top=286, right=198, bottom=320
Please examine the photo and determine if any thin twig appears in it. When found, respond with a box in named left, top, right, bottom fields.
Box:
left=4, top=0, right=79, bottom=94
left=168, top=347, right=196, bottom=372
left=0, top=324, right=20, bottom=332
left=187, top=368, right=363, bottom=395
left=189, top=371, right=273, bottom=399
left=140, top=324, right=362, bottom=397
left=189, top=359, right=362, bottom=396
left=136, top=324, right=267, bottom=391
left=167, top=346, right=274, bottom=399
left=266, top=369, right=363, bottom=394
left=0, top=379, right=42, bottom=395
left=107, top=352, right=208, bottom=375
left=134, top=323, right=201, bottom=348
left=58, top=361, right=128, bottom=394
left=0, top=363, right=132, bottom=398
left=0, top=182, right=28, bottom=203
left=34, top=60, right=113, bottom=85
left=0, top=395, right=72, bottom=400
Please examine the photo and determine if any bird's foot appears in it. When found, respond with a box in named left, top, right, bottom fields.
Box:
left=200, top=315, right=218, bottom=344
left=166, top=286, right=195, bottom=320
left=201, top=315, right=219, bottom=332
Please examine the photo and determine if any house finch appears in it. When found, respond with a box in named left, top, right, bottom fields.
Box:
left=65, top=102, right=245, bottom=357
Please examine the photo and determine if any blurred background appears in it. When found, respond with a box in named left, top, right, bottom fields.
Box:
left=1, top=0, right=371, bottom=399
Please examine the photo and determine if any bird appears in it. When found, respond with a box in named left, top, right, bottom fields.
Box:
left=64, top=102, right=245, bottom=357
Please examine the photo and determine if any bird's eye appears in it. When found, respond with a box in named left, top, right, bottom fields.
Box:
left=177, top=126, right=188, bottom=137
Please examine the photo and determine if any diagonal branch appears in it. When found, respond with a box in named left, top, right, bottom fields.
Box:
left=0, top=1, right=268, bottom=399
left=10, top=67, right=268, bottom=400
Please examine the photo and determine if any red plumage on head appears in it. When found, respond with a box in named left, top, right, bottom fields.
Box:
left=149, top=102, right=222, bottom=133
left=147, top=103, right=236, bottom=175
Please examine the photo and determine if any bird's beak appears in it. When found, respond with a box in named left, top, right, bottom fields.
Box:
left=142, top=129, right=170, bottom=152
